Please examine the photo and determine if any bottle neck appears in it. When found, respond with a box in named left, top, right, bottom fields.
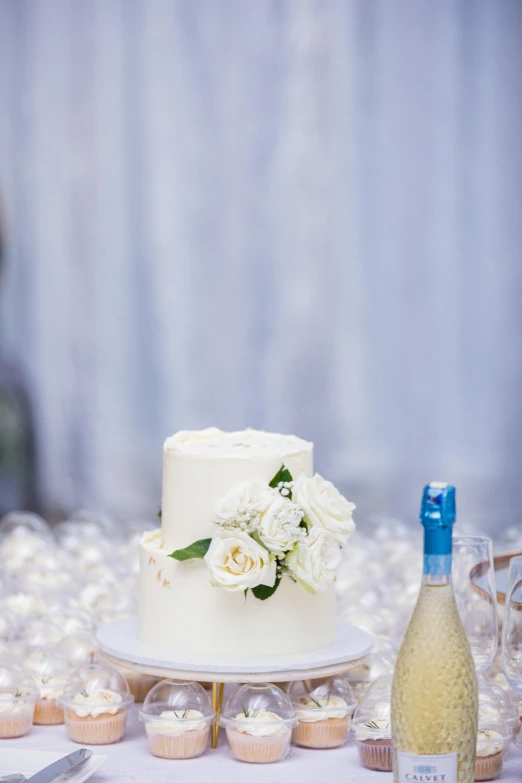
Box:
left=422, top=527, right=452, bottom=585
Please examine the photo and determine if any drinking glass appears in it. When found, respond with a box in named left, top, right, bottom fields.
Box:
left=453, top=535, right=498, bottom=672
left=501, top=555, right=522, bottom=746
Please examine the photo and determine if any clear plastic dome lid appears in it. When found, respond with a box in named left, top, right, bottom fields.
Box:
left=23, top=650, right=71, bottom=680
left=288, top=677, right=357, bottom=719
left=478, top=674, right=518, bottom=726
left=347, top=651, right=395, bottom=686
left=221, top=683, right=297, bottom=730
left=0, top=662, right=38, bottom=699
left=0, top=512, right=53, bottom=543
left=477, top=700, right=511, bottom=755
left=352, top=674, right=392, bottom=740
left=60, top=662, right=133, bottom=711
left=140, top=679, right=215, bottom=727
left=56, top=632, right=100, bottom=667
left=19, top=619, right=64, bottom=649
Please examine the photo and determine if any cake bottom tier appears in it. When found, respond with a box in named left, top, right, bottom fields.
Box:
left=138, top=543, right=337, bottom=657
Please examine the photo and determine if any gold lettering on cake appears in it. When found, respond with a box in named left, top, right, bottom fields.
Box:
left=148, top=556, right=156, bottom=565
left=156, top=569, right=163, bottom=582
left=162, top=579, right=171, bottom=589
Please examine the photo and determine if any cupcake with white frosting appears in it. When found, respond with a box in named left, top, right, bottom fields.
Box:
left=0, top=663, right=38, bottom=738
left=140, top=680, right=215, bottom=759
left=289, top=678, right=356, bottom=748
left=352, top=675, right=393, bottom=771
left=23, top=651, right=71, bottom=725
left=221, top=684, right=296, bottom=763
left=60, top=663, right=133, bottom=744
left=474, top=701, right=511, bottom=781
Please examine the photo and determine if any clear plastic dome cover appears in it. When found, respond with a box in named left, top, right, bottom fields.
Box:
left=23, top=649, right=71, bottom=681
left=0, top=662, right=38, bottom=697
left=60, top=662, right=133, bottom=709
left=0, top=512, right=53, bottom=543
left=141, top=679, right=215, bottom=720
left=56, top=632, right=99, bottom=667
left=352, top=674, right=392, bottom=739
left=20, top=619, right=64, bottom=649
left=478, top=699, right=511, bottom=739
left=221, top=683, right=296, bottom=728
left=288, top=677, right=357, bottom=718
left=478, top=674, right=518, bottom=726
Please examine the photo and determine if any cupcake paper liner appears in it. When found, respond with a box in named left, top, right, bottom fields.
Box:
left=65, top=710, right=127, bottom=745
left=474, top=751, right=504, bottom=781
left=146, top=727, right=210, bottom=759
left=0, top=710, right=34, bottom=738
left=292, top=717, right=349, bottom=748
left=356, top=738, right=393, bottom=771
left=226, top=727, right=290, bottom=763
left=34, top=698, right=64, bottom=725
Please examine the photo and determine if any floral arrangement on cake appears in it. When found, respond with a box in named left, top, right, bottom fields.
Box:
left=168, top=466, right=355, bottom=601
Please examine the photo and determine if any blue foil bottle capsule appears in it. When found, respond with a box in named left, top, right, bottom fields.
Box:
left=420, top=482, right=456, bottom=577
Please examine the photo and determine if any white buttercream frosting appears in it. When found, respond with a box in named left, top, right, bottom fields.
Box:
left=354, top=718, right=391, bottom=741
left=164, top=428, right=312, bottom=458
left=0, top=692, right=31, bottom=714
left=141, top=529, right=165, bottom=551
left=71, top=688, right=123, bottom=718
left=146, top=709, right=207, bottom=735
left=476, top=729, right=505, bottom=757
left=232, top=710, right=288, bottom=737
left=38, top=677, right=67, bottom=701
left=295, top=695, right=349, bottom=723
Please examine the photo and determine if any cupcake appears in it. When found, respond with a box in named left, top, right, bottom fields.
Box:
left=117, top=666, right=159, bottom=703
left=221, top=684, right=296, bottom=763
left=289, top=678, right=356, bottom=748
left=474, top=701, right=510, bottom=781
left=352, top=675, right=393, bottom=771
left=140, top=680, right=215, bottom=759
left=60, top=662, right=134, bottom=744
left=23, top=651, right=71, bottom=725
left=0, top=663, right=38, bottom=738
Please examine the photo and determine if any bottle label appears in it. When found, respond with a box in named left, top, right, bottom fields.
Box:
left=397, top=751, right=457, bottom=783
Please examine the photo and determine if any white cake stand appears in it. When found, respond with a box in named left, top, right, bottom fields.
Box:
left=97, top=617, right=372, bottom=748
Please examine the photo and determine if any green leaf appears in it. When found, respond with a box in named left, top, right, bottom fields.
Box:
left=250, top=531, right=270, bottom=552
left=157, top=508, right=162, bottom=522
left=169, top=538, right=212, bottom=561
left=252, top=574, right=281, bottom=601
left=269, top=464, right=293, bottom=489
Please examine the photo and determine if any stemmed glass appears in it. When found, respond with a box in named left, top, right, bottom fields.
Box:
left=501, top=555, right=522, bottom=747
left=453, top=536, right=498, bottom=673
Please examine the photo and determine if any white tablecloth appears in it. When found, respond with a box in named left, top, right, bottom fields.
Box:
left=5, top=706, right=522, bottom=783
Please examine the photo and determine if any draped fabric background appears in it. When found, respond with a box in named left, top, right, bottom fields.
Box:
left=0, top=0, right=521, bottom=531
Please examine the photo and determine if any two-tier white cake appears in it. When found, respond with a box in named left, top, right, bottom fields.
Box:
left=138, top=428, right=340, bottom=657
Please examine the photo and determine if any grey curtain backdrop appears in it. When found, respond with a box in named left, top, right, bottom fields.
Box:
left=0, top=0, right=521, bottom=532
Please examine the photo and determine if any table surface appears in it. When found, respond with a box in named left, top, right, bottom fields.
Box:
left=4, top=706, right=522, bottom=783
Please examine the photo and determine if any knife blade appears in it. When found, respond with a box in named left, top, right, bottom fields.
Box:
left=24, top=749, right=92, bottom=783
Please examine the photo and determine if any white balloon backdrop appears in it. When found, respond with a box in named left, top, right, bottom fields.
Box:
left=0, top=0, right=521, bottom=529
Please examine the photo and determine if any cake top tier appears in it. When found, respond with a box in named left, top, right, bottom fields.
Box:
left=164, top=427, right=312, bottom=459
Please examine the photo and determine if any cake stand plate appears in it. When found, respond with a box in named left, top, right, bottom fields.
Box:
left=96, top=617, right=372, bottom=683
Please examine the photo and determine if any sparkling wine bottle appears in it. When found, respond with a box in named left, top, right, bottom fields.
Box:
left=391, top=483, right=478, bottom=783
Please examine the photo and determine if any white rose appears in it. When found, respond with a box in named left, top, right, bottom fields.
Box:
left=257, top=493, right=305, bottom=554
left=285, top=527, right=342, bottom=594
left=204, top=529, right=277, bottom=592
left=214, top=481, right=274, bottom=529
left=292, top=473, right=356, bottom=545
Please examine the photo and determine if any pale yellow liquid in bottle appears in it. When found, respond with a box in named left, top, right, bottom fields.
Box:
left=392, top=582, right=478, bottom=783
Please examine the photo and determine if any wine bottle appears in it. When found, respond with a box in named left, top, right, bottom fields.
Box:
left=391, top=482, right=478, bottom=783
